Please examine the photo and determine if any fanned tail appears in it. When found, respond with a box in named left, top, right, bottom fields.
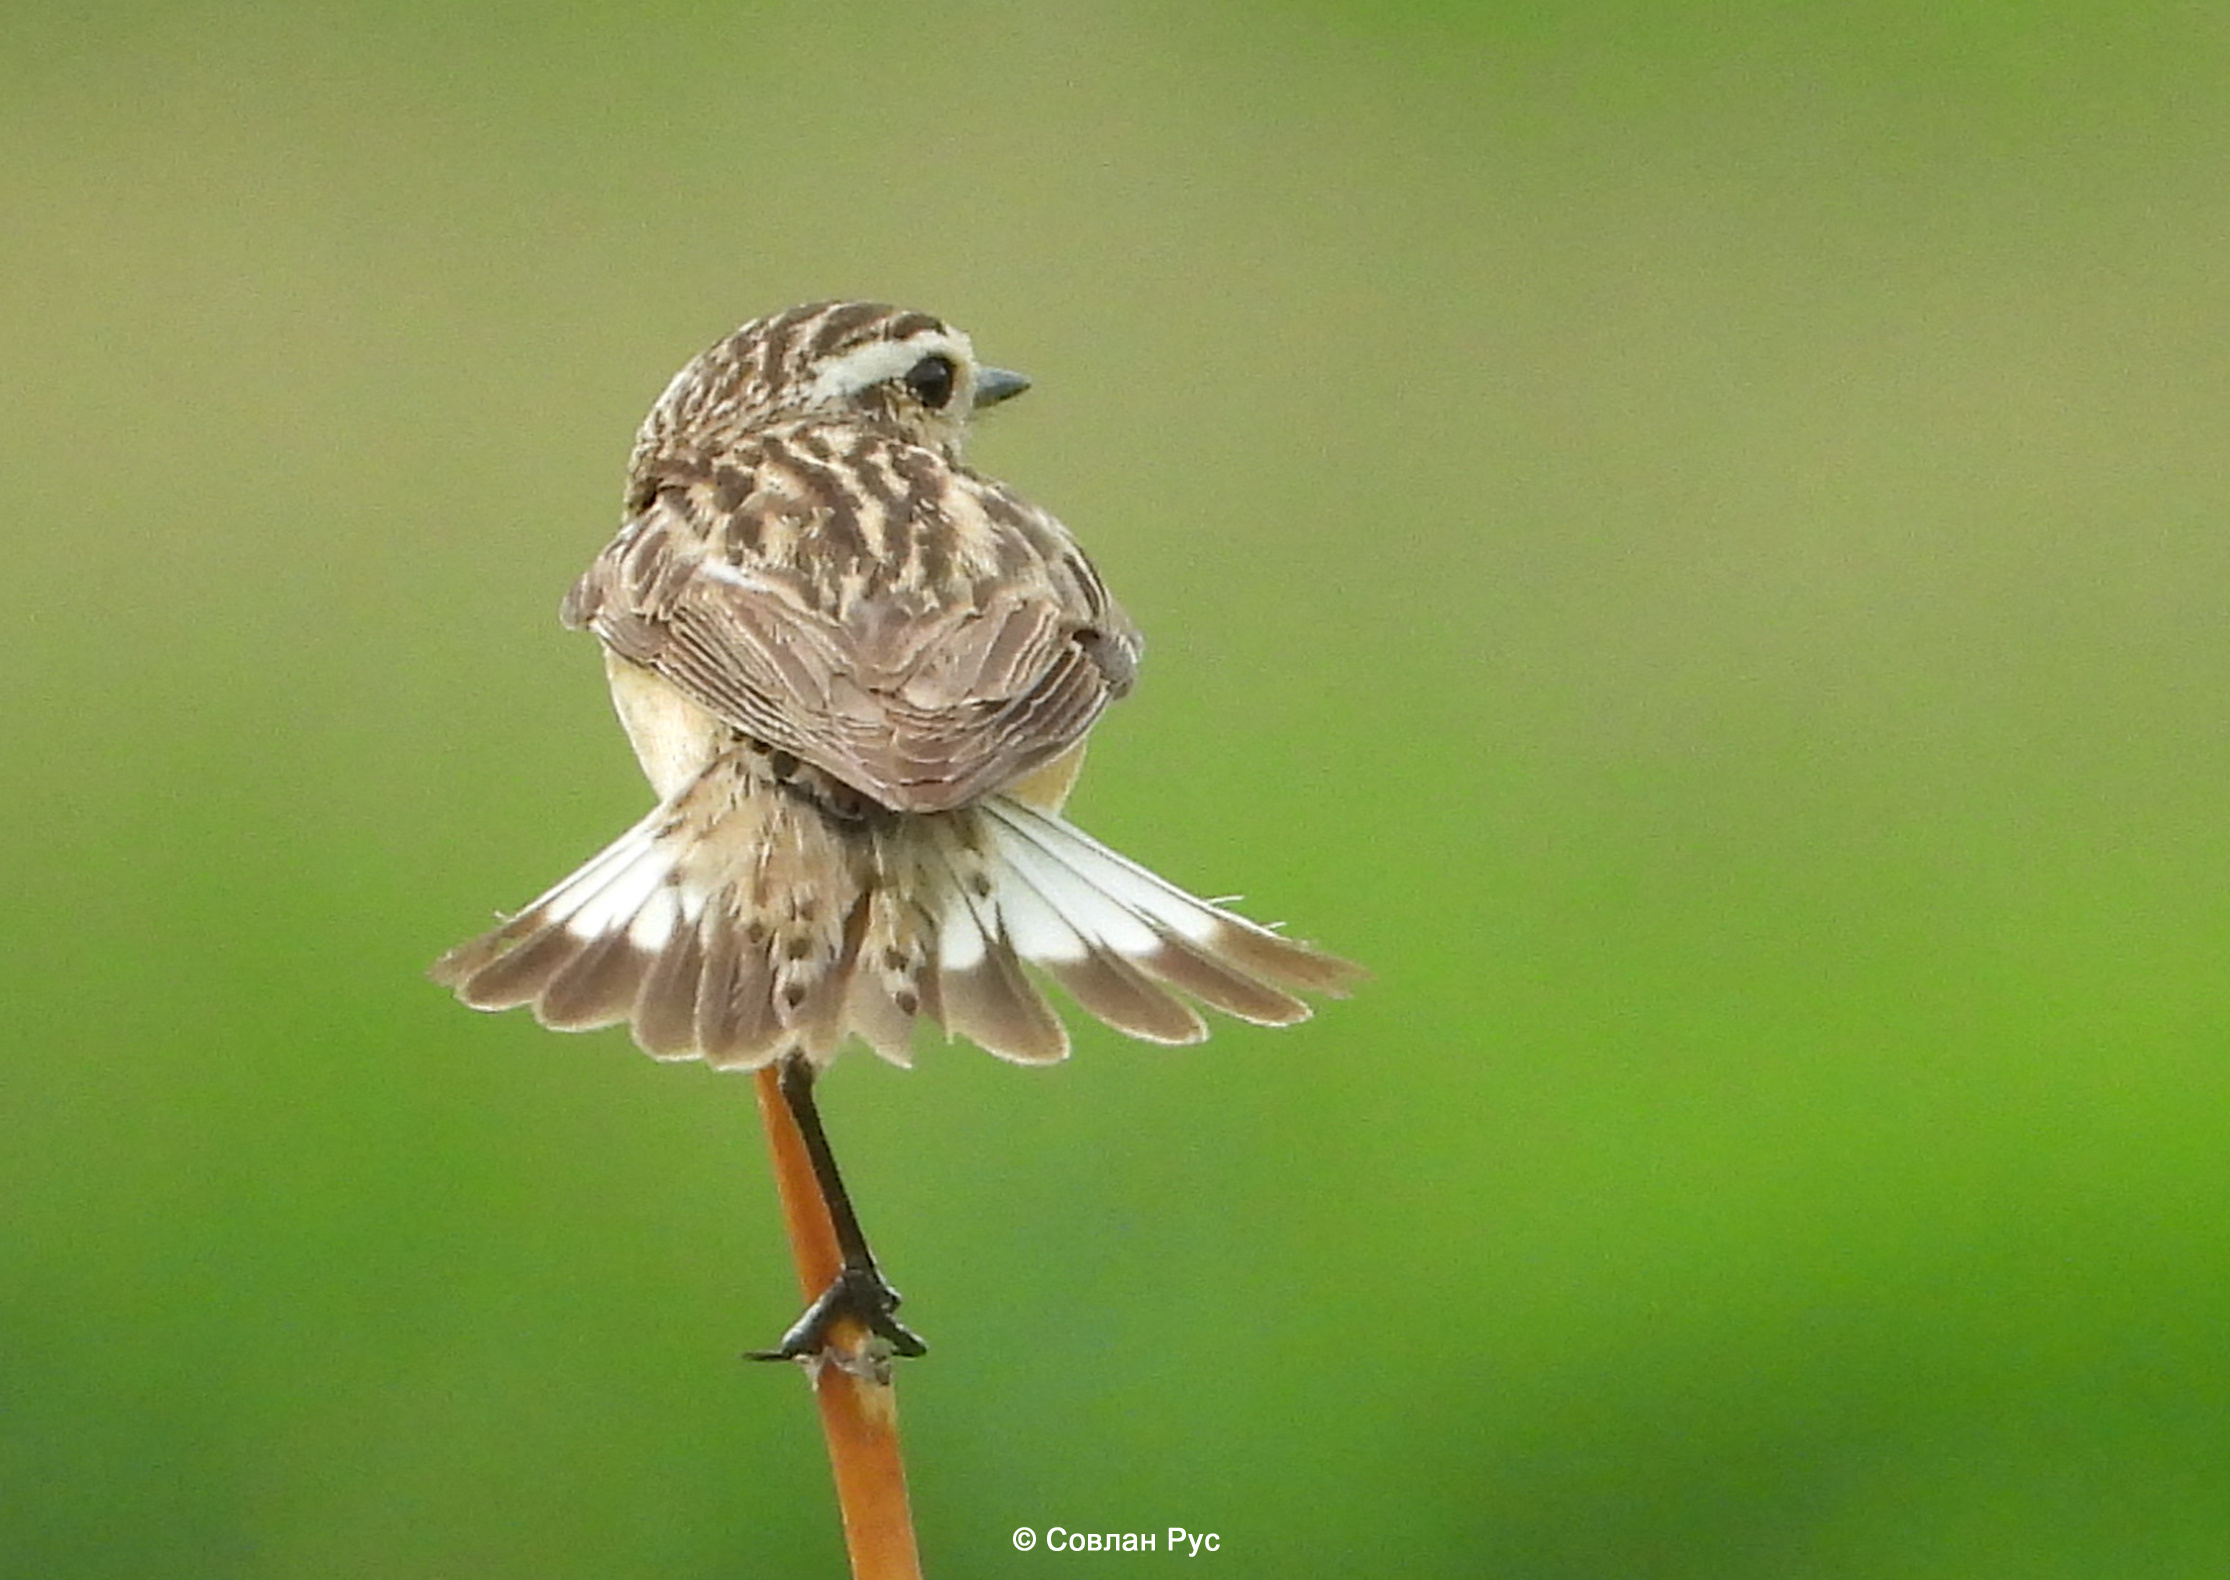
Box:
left=433, top=765, right=1359, bottom=1069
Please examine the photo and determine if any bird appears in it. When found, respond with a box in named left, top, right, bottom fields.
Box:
left=432, top=300, right=1358, bottom=1357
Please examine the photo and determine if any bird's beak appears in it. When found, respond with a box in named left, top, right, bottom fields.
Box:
left=972, top=366, right=1032, bottom=410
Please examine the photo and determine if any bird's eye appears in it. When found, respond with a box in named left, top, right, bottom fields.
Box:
left=903, top=354, right=957, bottom=410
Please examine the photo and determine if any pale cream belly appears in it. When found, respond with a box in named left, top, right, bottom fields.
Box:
left=605, top=653, right=729, bottom=801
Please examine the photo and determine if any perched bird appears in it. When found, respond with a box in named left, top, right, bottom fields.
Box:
left=433, top=300, right=1357, bottom=1354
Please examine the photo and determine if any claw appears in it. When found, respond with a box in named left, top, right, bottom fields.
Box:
left=748, top=1264, right=928, bottom=1361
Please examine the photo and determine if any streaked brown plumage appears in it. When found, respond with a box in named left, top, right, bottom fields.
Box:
left=433, top=300, right=1357, bottom=1070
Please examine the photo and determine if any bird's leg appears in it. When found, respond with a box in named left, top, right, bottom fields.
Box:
left=750, top=1053, right=927, bottom=1361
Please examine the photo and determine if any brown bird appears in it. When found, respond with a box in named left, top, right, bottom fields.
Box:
left=433, top=300, right=1358, bottom=1356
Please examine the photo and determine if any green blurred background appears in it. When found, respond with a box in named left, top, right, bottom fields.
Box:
left=6, top=3, right=2228, bottom=1574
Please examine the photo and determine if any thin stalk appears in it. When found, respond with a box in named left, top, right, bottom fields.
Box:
left=753, top=1065, right=924, bottom=1580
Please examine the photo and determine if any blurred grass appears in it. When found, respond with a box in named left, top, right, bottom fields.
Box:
left=5, top=2, right=2229, bottom=1575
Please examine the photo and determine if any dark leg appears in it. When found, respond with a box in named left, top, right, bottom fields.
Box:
left=750, top=1054, right=927, bottom=1361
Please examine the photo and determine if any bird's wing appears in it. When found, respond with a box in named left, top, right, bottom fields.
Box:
left=562, top=428, right=1140, bottom=813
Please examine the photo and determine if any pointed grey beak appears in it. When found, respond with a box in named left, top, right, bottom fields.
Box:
left=972, top=366, right=1032, bottom=410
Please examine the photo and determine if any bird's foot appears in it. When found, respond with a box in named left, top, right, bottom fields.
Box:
left=747, top=1263, right=928, bottom=1362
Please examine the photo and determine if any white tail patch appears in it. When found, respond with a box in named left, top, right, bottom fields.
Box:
left=974, top=800, right=1272, bottom=958
left=565, top=838, right=679, bottom=940
left=923, top=797, right=1363, bottom=1051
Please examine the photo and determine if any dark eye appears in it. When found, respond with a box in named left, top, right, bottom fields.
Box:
left=903, top=354, right=957, bottom=410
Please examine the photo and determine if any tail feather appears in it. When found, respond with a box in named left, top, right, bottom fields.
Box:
left=972, top=798, right=1361, bottom=1017
left=448, top=922, right=581, bottom=1012
left=1039, top=946, right=1209, bottom=1046
left=433, top=767, right=1359, bottom=1070
left=926, top=819, right=1069, bottom=1064
left=1125, top=928, right=1311, bottom=1028
left=963, top=812, right=1208, bottom=1044
left=632, top=920, right=706, bottom=1059
left=432, top=812, right=670, bottom=1015
left=844, top=888, right=927, bottom=1066
left=938, top=943, right=1069, bottom=1064
left=693, top=918, right=781, bottom=1068
left=537, top=928, right=651, bottom=1031
left=1212, top=918, right=1361, bottom=999
left=844, top=966, right=918, bottom=1067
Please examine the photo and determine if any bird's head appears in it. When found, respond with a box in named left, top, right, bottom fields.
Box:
left=638, top=300, right=1031, bottom=464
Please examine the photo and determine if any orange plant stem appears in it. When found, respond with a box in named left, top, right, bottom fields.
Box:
left=753, top=1066, right=924, bottom=1580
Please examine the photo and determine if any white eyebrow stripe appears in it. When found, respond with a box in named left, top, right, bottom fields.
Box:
left=804, top=331, right=969, bottom=405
